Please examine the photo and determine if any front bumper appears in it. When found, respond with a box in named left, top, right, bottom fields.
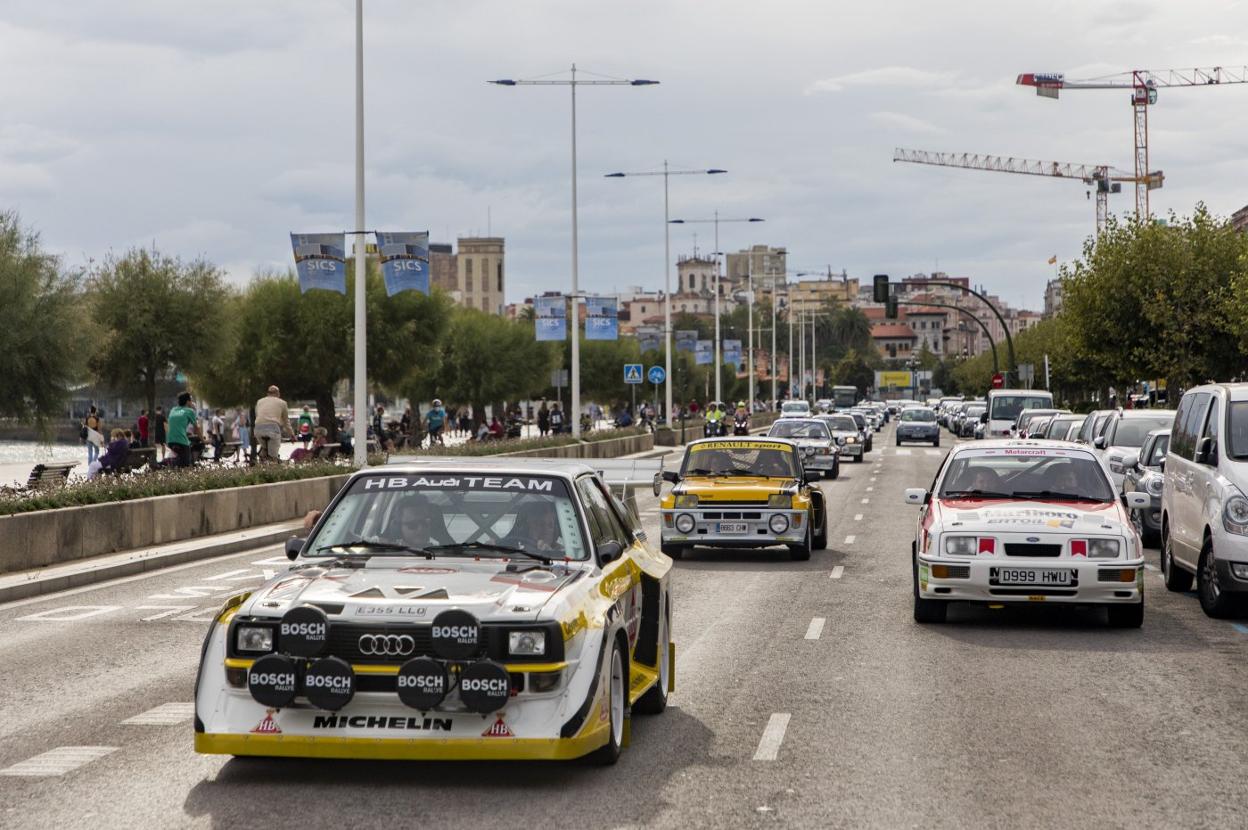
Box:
left=836, top=443, right=863, bottom=457
left=798, top=452, right=838, bottom=470
left=897, top=429, right=939, bottom=443
left=661, top=507, right=808, bottom=546
left=917, top=555, right=1144, bottom=605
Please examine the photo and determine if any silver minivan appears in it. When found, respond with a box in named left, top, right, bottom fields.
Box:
left=1160, top=383, right=1248, bottom=617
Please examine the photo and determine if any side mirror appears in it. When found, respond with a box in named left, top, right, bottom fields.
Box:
left=1195, top=436, right=1215, bottom=466
left=1093, top=436, right=1106, bottom=449
left=598, top=539, right=624, bottom=564
left=285, top=537, right=305, bottom=561
left=1124, top=492, right=1150, bottom=510
left=1158, top=458, right=1166, bottom=472
left=903, top=488, right=929, bottom=506
left=662, top=470, right=680, bottom=484
left=980, top=412, right=988, bottom=423
left=1123, top=452, right=1139, bottom=469
left=804, top=469, right=822, bottom=483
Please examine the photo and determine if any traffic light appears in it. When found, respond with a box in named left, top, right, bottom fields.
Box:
left=885, top=293, right=898, bottom=319
left=873, top=274, right=890, bottom=304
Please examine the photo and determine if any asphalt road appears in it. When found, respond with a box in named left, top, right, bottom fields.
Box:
left=4, top=422, right=1248, bottom=829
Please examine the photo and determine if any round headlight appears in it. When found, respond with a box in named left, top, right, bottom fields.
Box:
left=768, top=514, right=790, bottom=534
left=1145, top=476, right=1164, bottom=496
left=836, top=436, right=846, bottom=445
left=804, top=446, right=815, bottom=456
left=675, top=513, right=696, bottom=534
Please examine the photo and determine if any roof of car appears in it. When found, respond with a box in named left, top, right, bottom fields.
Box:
left=949, top=438, right=1098, bottom=458
left=1114, top=409, right=1176, bottom=419
left=375, top=456, right=599, bottom=479
left=1185, top=382, right=1248, bottom=402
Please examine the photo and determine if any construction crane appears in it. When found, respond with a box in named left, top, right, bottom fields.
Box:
left=892, top=147, right=1160, bottom=235
left=1017, top=66, right=1248, bottom=219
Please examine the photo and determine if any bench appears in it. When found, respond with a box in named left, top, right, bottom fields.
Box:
left=114, top=446, right=157, bottom=474
left=215, top=441, right=243, bottom=463
left=312, top=442, right=342, bottom=460
left=24, top=461, right=78, bottom=490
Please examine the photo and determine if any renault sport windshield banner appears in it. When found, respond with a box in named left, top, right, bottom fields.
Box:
left=584, top=296, right=618, bottom=340
left=376, top=231, right=430, bottom=296
left=676, top=330, right=697, bottom=353
left=695, top=339, right=713, bottom=365
left=723, top=339, right=742, bottom=370
left=534, top=296, right=567, bottom=341
left=291, top=233, right=346, bottom=294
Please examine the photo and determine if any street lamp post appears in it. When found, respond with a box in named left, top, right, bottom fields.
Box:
left=350, top=0, right=368, bottom=465
left=491, top=65, right=658, bottom=437
left=668, top=215, right=763, bottom=402
left=604, top=164, right=725, bottom=427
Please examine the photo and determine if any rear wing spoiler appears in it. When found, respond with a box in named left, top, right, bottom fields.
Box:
left=589, top=458, right=664, bottom=498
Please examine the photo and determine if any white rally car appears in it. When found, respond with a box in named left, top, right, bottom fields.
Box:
left=904, top=440, right=1149, bottom=627
left=195, top=459, right=673, bottom=764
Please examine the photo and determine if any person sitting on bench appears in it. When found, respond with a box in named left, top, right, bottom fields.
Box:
left=88, top=429, right=131, bottom=479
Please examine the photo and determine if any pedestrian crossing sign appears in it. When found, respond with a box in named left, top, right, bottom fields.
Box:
left=624, top=363, right=643, bottom=384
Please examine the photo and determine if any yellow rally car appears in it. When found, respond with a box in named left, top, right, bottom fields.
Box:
left=660, top=438, right=828, bottom=561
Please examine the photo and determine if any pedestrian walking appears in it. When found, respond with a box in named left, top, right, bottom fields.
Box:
left=549, top=402, right=565, bottom=434
left=152, top=405, right=167, bottom=461
left=137, top=409, right=150, bottom=447
left=166, top=392, right=197, bottom=468
left=538, top=402, right=550, bottom=437
left=83, top=406, right=103, bottom=464
left=254, top=385, right=294, bottom=462
left=232, top=409, right=251, bottom=463
left=210, top=408, right=226, bottom=461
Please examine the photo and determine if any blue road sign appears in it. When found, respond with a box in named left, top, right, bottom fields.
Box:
left=624, top=363, right=643, bottom=385
left=648, top=366, right=666, bottom=385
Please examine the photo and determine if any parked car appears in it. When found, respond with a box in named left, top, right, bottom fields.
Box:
left=1042, top=415, right=1084, bottom=442
left=1015, top=408, right=1068, bottom=439
left=1161, top=383, right=1248, bottom=617
left=1123, top=428, right=1169, bottom=547
left=983, top=389, right=1054, bottom=439
left=1095, top=409, right=1176, bottom=490
left=1074, top=409, right=1118, bottom=446
left=956, top=405, right=986, bottom=438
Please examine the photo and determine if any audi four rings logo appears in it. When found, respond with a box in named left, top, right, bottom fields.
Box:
left=359, top=634, right=416, bottom=656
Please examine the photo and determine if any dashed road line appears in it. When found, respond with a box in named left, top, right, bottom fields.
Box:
left=15, top=606, right=121, bottom=622
left=843, top=535, right=856, bottom=544
left=1143, top=563, right=1159, bottom=572
left=804, top=618, right=826, bottom=640
left=866, top=486, right=874, bottom=492
left=895, top=449, right=911, bottom=456
left=830, top=565, right=845, bottom=579
left=926, top=449, right=942, bottom=456
left=753, top=714, right=791, bottom=761
left=0, top=747, right=117, bottom=777
left=861, top=498, right=870, bottom=504
left=122, top=702, right=196, bottom=726
left=854, top=514, right=863, bottom=521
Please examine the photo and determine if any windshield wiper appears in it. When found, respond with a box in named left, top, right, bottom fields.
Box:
left=316, top=539, right=436, bottom=558
left=425, top=542, right=554, bottom=564
left=1011, top=490, right=1109, bottom=503
left=942, top=489, right=1016, bottom=500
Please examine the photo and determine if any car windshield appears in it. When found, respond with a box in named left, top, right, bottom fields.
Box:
left=308, top=473, right=589, bottom=561
left=1229, top=402, right=1248, bottom=460
left=939, top=449, right=1114, bottom=502
left=901, top=409, right=936, bottom=422
left=823, top=415, right=858, bottom=431
left=965, top=406, right=985, bottom=417
left=781, top=402, right=809, bottom=413
left=1110, top=414, right=1175, bottom=448
left=682, top=440, right=798, bottom=478
left=848, top=413, right=866, bottom=428
left=990, top=395, right=1052, bottom=421
left=769, top=420, right=830, bottom=440
left=1146, top=433, right=1170, bottom=466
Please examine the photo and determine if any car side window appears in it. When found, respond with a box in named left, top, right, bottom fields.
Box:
left=1202, top=397, right=1220, bottom=463
left=576, top=476, right=629, bottom=547
left=1077, top=414, right=1097, bottom=444
left=1178, top=392, right=1210, bottom=460
left=1171, top=394, right=1194, bottom=458
left=592, top=478, right=637, bottom=543
left=574, top=478, right=606, bottom=541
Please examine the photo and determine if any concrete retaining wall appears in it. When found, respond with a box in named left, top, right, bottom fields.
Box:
left=655, top=411, right=780, bottom=445
left=500, top=431, right=655, bottom=459
left=0, top=475, right=350, bottom=575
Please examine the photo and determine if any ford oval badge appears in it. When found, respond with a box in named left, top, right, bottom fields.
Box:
left=1025, top=536, right=1040, bottom=543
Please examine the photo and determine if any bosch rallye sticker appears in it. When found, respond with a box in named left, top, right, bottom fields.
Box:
left=431, top=609, right=481, bottom=660
left=248, top=653, right=300, bottom=708
left=458, top=661, right=511, bottom=714
left=397, top=657, right=449, bottom=710
left=303, top=656, right=356, bottom=711
left=279, top=605, right=329, bottom=657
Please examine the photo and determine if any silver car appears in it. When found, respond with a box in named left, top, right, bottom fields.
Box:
left=1122, top=428, right=1169, bottom=547
left=816, top=414, right=865, bottom=464
left=896, top=407, right=940, bottom=447
left=767, top=418, right=840, bottom=479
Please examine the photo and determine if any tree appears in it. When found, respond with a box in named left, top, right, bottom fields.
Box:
left=0, top=212, right=84, bottom=432
left=89, top=248, right=229, bottom=421
left=830, top=349, right=875, bottom=394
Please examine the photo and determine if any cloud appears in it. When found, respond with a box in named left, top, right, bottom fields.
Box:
left=869, top=111, right=949, bottom=135
left=806, top=66, right=957, bottom=95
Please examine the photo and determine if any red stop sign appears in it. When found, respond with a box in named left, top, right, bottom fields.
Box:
left=991, top=373, right=1004, bottom=389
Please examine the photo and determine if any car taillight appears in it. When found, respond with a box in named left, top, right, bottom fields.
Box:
left=1071, top=539, right=1087, bottom=557
left=977, top=537, right=996, bottom=555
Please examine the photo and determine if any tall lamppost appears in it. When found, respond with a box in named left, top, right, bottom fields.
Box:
left=349, top=0, right=368, bottom=465
left=491, top=65, right=658, bottom=437
left=604, top=163, right=726, bottom=426
left=668, top=214, right=764, bottom=401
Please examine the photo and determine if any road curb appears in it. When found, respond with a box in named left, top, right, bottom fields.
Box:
left=0, top=522, right=302, bottom=605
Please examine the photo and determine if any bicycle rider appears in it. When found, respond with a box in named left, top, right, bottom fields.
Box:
left=426, top=399, right=447, bottom=447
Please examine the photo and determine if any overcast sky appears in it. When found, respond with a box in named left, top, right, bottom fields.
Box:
left=3, top=0, right=1246, bottom=310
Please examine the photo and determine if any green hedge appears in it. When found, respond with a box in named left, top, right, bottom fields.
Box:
left=0, top=461, right=351, bottom=517
left=394, top=426, right=650, bottom=458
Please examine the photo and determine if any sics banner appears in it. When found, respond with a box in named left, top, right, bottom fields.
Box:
left=376, top=231, right=430, bottom=296
left=695, top=340, right=713, bottom=365
left=584, top=296, right=618, bottom=340
left=291, top=233, right=346, bottom=294
left=723, top=339, right=742, bottom=369
left=675, top=330, right=698, bottom=353
left=534, top=296, right=567, bottom=341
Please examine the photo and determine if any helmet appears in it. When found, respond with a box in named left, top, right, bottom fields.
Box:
left=432, top=399, right=442, bottom=407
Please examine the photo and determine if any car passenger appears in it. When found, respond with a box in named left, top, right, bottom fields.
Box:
left=504, top=500, right=565, bottom=554
left=384, top=498, right=449, bottom=548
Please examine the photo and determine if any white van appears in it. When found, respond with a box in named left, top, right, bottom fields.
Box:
left=983, top=389, right=1054, bottom=439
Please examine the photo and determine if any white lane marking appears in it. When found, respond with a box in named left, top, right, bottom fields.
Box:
left=203, top=568, right=254, bottom=582
left=843, top=535, right=856, bottom=544
left=866, top=486, right=874, bottom=492
left=861, top=498, right=870, bottom=504
left=926, top=449, right=942, bottom=456
left=15, top=605, right=120, bottom=622
left=122, top=702, right=196, bottom=726
left=0, top=746, right=117, bottom=777
left=854, top=514, right=863, bottom=521
left=830, top=565, right=845, bottom=579
left=753, top=714, right=791, bottom=761
left=870, top=477, right=877, bottom=482
left=895, top=449, right=911, bottom=456
left=804, top=617, right=826, bottom=640
left=147, top=586, right=220, bottom=600
left=136, top=605, right=196, bottom=621
left=1143, top=564, right=1159, bottom=572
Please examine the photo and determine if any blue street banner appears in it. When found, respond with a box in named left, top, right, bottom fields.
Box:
left=723, top=339, right=742, bottom=370
left=376, top=231, right=430, bottom=296
left=291, top=233, right=346, bottom=294
left=585, top=296, right=618, bottom=340
left=534, top=296, right=567, bottom=341
left=675, top=330, right=698, bottom=353
left=638, top=331, right=661, bottom=354
left=695, top=339, right=713, bottom=365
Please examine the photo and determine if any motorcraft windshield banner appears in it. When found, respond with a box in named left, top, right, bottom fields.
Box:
left=534, top=296, right=567, bottom=341
left=291, top=233, right=347, bottom=294
left=675, top=330, right=697, bottom=353
left=376, top=231, right=430, bottom=296
left=695, top=339, right=713, bottom=365
left=584, top=296, right=618, bottom=340
left=723, top=339, right=742, bottom=369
